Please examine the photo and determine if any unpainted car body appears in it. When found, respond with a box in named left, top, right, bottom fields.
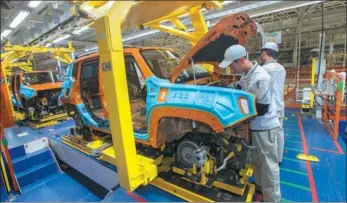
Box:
left=10, top=71, right=65, bottom=119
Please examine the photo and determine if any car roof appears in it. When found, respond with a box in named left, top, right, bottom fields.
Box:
left=75, top=46, right=177, bottom=62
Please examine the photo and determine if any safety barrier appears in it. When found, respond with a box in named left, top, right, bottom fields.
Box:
left=284, top=65, right=346, bottom=106
left=322, top=73, right=346, bottom=140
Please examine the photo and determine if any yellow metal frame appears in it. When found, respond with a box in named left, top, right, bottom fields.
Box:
left=143, top=2, right=221, bottom=46
left=3, top=42, right=74, bottom=64
left=13, top=111, right=26, bottom=121
left=151, top=178, right=255, bottom=202
left=25, top=113, right=68, bottom=129
left=5, top=61, right=33, bottom=76
left=0, top=155, right=11, bottom=192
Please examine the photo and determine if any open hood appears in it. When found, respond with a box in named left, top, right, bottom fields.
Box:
left=170, top=13, right=258, bottom=82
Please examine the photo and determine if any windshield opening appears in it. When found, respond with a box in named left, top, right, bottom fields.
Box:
left=174, top=64, right=211, bottom=83
left=141, top=49, right=210, bottom=83
left=141, top=49, right=180, bottom=79
left=23, top=72, right=64, bottom=85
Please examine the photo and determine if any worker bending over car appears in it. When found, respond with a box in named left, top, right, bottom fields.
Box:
left=219, top=44, right=281, bottom=202
left=260, top=42, right=286, bottom=164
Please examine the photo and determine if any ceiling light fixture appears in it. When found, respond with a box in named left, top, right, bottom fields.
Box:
left=72, top=26, right=90, bottom=35
left=1, top=29, right=12, bottom=40
left=250, top=1, right=323, bottom=17
left=9, top=11, right=30, bottom=28
left=28, top=1, right=42, bottom=8
left=52, top=34, right=71, bottom=44
left=222, top=1, right=235, bottom=6
left=85, top=46, right=98, bottom=52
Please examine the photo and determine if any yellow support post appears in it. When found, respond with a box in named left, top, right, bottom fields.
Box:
left=143, top=2, right=222, bottom=46
left=0, top=156, right=11, bottom=192
left=189, top=6, right=209, bottom=45
left=170, top=17, right=187, bottom=30
left=147, top=23, right=199, bottom=44
left=93, top=1, right=152, bottom=192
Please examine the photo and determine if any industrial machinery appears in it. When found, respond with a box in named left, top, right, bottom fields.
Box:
left=60, top=2, right=260, bottom=200
left=9, top=71, right=66, bottom=122
left=0, top=42, right=75, bottom=128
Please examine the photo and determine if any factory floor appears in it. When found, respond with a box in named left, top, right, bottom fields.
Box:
left=2, top=109, right=346, bottom=202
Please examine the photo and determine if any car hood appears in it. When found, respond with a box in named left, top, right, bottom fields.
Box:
left=28, top=82, right=63, bottom=91
left=170, top=13, right=258, bottom=82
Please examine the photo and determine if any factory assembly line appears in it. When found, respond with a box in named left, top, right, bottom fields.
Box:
left=0, top=1, right=346, bottom=202
left=1, top=42, right=75, bottom=128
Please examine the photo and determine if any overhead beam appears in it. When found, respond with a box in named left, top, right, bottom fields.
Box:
left=123, top=1, right=324, bottom=44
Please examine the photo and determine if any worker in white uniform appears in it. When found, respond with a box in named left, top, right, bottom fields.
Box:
left=219, top=45, right=281, bottom=202
left=260, top=42, right=286, bottom=164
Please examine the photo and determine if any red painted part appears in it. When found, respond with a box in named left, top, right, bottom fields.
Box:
left=0, top=63, right=15, bottom=128
left=333, top=141, right=344, bottom=154
left=285, top=103, right=301, bottom=108
left=126, top=191, right=146, bottom=202
left=297, top=113, right=318, bottom=202
left=256, top=194, right=262, bottom=202
left=0, top=124, right=19, bottom=191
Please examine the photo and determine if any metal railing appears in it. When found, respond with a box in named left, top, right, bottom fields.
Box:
left=321, top=74, right=346, bottom=141
left=284, top=65, right=346, bottom=106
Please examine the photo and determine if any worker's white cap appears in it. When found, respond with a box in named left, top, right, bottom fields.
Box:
left=219, top=45, right=247, bottom=68
left=261, top=42, right=279, bottom=52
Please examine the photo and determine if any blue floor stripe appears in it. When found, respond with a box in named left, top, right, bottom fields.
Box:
left=281, top=170, right=310, bottom=188
left=280, top=182, right=312, bottom=202
left=281, top=158, right=307, bottom=173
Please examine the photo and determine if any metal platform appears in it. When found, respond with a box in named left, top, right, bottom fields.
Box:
left=3, top=109, right=346, bottom=202
left=60, top=133, right=255, bottom=202
left=23, top=113, right=69, bottom=129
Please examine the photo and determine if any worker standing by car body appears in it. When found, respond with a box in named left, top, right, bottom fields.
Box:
left=260, top=42, right=286, bottom=164
left=219, top=44, right=281, bottom=202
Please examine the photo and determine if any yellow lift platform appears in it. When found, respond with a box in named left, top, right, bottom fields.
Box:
left=63, top=1, right=255, bottom=202
left=21, top=113, right=69, bottom=129
left=1, top=42, right=75, bottom=128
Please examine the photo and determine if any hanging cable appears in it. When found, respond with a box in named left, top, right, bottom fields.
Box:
left=316, top=2, right=324, bottom=84
left=314, top=3, right=325, bottom=107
